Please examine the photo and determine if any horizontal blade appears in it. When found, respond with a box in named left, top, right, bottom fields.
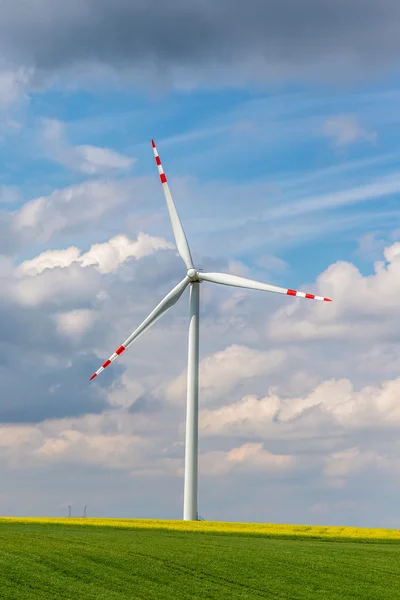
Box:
left=198, top=272, right=332, bottom=302
left=152, top=140, right=194, bottom=270
left=90, top=277, right=190, bottom=381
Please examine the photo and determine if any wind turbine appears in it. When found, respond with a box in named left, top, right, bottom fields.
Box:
left=90, top=139, right=332, bottom=521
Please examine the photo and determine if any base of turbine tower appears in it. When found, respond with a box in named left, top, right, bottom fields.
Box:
left=183, top=281, right=200, bottom=521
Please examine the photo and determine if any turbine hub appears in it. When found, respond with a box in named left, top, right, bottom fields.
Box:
left=187, top=268, right=198, bottom=280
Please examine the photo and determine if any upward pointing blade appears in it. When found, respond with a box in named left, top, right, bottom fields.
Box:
left=89, top=276, right=190, bottom=381
left=198, top=272, right=332, bottom=302
left=152, top=140, right=194, bottom=270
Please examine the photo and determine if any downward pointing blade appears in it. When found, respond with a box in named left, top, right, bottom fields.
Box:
left=90, top=277, right=190, bottom=381
left=198, top=272, right=332, bottom=302
left=152, top=140, right=194, bottom=270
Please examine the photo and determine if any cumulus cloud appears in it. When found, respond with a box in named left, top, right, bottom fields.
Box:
left=0, top=404, right=188, bottom=483
left=165, top=344, right=286, bottom=405
left=106, top=373, right=146, bottom=409
left=268, top=239, right=400, bottom=343
left=34, top=429, right=148, bottom=472
left=41, top=118, right=135, bottom=175
left=16, top=232, right=173, bottom=277
left=55, top=308, right=95, bottom=338
left=12, top=232, right=174, bottom=309
left=0, top=411, right=148, bottom=472
left=14, top=179, right=138, bottom=242
left=0, top=226, right=181, bottom=424
left=355, top=232, right=387, bottom=262
left=16, top=247, right=82, bottom=277
left=0, top=171, right=160, bottom=257
left=199, top=376, right=400, bottom=438
left=323, top=447, right=389, bottom=480
left=0, top=404, right=296, bottom=479
left=12, top=261, right=102, bottom=306
left=200, top=443, right=294, bottom=477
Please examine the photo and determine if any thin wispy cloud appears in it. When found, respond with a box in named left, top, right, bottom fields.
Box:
left=40, top=118, right=135, bottom=175
left=322, top=114, right=377, bottom=147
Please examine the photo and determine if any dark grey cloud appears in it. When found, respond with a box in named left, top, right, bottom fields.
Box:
left=0, top=291, right=111, bottom=423
left=0, top=240, right=188, bottom=424
left=0, top=356, right=108, bottom=423
left=0, top=1, right=399, bottom=87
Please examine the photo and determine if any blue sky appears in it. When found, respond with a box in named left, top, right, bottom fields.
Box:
left=1, top=0, right=400, bottom=525
left=5, top=82, right=400, bottom=276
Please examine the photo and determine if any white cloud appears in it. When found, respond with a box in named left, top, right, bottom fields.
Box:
left=219, top=290, right=248, bottom=312
left=268, top=175, right=400, bottom=221
left=16, top=247, right=82, bottom=277
left=200, top=393, right=280, bottom=437
left=107, top=374, right=145, bottom=409
left=0, top=408, right=181, bottom=478
left=0, top=416, right=146, bottom=471
left=322, top=114, right=376, bottom=147
left=324, top=447, right=374, bottom=478
left=323, top=447, right=396, bottom=488
left=199, top=375, right=400, bottom=438
left=14, top=179, right=136, bottom=242
left=200, top=443, right=294, bottom=477
left=355, top=232, right=387, bottom=262
left=268, top=239, right=400, bottom=343
left=13, top=262, right=100, bottom=306
left=383, top=241, right=400, bottom=263
left=13, top=232, right=173, bottom=306
left=165, top=344, right=286, bottom=406
left=55, top=309, right=95, bottom=338
left=16, top=232, right=173, bottom=277
left=78, top=232, right=173, bottom=273
left=41, top=118, right=135, bottom=175
left=35, top=429, right=146, bottom=471
left=77, top=145, right=133, bottom=175
left=0, top=426, right=44, bottom=468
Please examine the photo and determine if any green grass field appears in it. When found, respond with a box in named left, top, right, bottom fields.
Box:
left=0, top=519, right=399, bottom=599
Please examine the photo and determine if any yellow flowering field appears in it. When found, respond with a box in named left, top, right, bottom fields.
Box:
left=1, top=517, right=399, bottom=542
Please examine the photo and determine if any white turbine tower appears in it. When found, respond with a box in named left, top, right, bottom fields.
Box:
left=90, top=139, right=332, bottom=521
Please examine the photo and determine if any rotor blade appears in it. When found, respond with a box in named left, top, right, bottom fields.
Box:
left=198, top=272, right=332, bottom=302
left=152, top=140, right=194, bottom=270
left=90, top=277, right=190, bottom=381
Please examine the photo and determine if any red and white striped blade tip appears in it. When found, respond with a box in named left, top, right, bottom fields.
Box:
left=286, top=289, right=332, bottom=302
left=89, top=345, right=126, bottom=381
left=151, top=140, right=167, bottom=184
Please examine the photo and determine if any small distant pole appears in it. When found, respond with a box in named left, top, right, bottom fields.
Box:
left=68, top=505, right=71, bottom=518
left=83, top=506, right=87, bottom=518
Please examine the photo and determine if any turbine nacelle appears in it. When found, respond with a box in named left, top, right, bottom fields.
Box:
left=187, top=268, right=199, bottom=281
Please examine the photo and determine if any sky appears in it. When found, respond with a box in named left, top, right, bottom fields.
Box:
left=1, top=0, right=400, bottom=526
